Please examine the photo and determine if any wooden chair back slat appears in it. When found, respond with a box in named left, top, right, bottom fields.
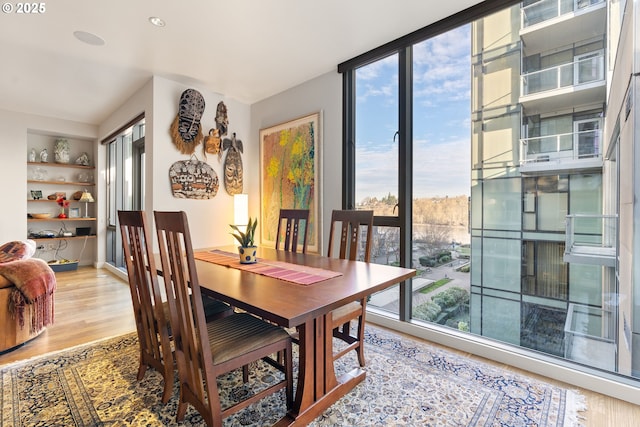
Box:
left=327, top=210, right=373, bottom=262
left=275, top=209, right=310, bottom=253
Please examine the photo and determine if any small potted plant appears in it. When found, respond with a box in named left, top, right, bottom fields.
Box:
left=230, top=217, right=258, bottom=264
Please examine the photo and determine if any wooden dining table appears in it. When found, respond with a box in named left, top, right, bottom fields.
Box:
left=191, top=245, right=416, bottom=426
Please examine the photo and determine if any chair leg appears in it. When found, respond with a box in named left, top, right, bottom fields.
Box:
left=285, top=343, right=293, bottom=409
left=136, top=353, right=147, bottom=380
left=161, top=366, right=174, bottom=404
left=242, top=365, right=249, bottom=383
left=356, top=317, right=366, bottom=367
left=176, top=393, right=189, bottom=422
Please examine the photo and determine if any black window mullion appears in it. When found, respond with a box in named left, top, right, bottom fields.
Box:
left=398, top=46, right=413, bottom=321
left=342, top=70, right=356, bottom=209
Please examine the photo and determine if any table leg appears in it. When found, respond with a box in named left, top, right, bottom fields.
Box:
left=276, top=314, right=366, bottom=426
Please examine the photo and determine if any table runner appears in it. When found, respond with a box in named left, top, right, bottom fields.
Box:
left=194, top=249, right=342, bottom=285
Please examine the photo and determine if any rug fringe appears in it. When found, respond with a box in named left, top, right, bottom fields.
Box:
left=564, top=389, right=587, bottom=426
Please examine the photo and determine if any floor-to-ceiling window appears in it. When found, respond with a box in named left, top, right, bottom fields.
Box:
left=340, top=0, right=636, bottom=386
left=104, top=114, right=145, bottom=269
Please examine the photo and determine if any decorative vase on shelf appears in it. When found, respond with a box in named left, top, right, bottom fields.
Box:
left=54, top=138, right=70, bottom=164
left=58, top=209, right=67, bottom=219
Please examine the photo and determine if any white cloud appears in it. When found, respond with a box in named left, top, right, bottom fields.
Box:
left=355, top=136, right=470, bottom=202
left=413, top=25, right=471, bottom=102
left=353, top=25, right=472, bottom=202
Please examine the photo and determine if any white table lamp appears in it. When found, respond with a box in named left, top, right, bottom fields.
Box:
left=79, top=190, right=94, bottom=218
left=234, top=194, right=249, bottom=231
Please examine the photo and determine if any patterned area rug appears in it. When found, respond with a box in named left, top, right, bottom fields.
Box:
left=1, top=325, right=585, bottom=426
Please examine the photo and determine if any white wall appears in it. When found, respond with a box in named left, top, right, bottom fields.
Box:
left=250, top=71, right=342, bottom=254
left=98, top=76, right=252, bottom=258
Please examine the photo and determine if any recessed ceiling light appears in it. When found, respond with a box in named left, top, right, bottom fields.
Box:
left=148, top=16, right=166, bottom=27
left=73, top=31, right=105, bottom=46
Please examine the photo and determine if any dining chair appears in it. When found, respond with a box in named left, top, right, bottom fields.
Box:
left=118, top=210, right=233, bottom=403
left=154, top=210, right=293, bottom=426
left=118, top=209, right=175, bottom=403
left=275, top=208, right=310, bottom=253
left=327, top=209, right=374, bottom=367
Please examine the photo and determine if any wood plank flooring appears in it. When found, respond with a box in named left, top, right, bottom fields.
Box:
left=0, top=267, right=638, bottom=425
left=0, top=267, right=135, bottom=365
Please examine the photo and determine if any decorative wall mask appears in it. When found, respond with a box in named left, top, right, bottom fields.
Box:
left=222, top=132, right=243, bottom=195
left=215, top=101, right=229, bottom=136
left=169, top=158, right=219, bottom=199
left=170, top=89, right=205, bottom=154
left=203, top=128, right=221, bottom=159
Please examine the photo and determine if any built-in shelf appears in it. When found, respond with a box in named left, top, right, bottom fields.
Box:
left=27, top=134, right=97, bottom=267
left=28, top=199, right=84, bottom=202
left=31, top=235, right=96, bottom=241
left=27, top=161, right=94, bottom=169
left=27, top=180, right=94, bottom=186
left=27, top=217, right=96, bottom=222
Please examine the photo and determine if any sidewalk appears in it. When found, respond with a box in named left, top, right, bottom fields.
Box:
left=369, top=260, right=469, bottom=312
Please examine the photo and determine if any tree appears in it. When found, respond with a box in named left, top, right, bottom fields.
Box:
left=414, top=223, right=452, bottom=257
left=372, top=226, right=400, bottom=264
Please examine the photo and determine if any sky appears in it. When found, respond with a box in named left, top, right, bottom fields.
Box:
left=354, top=24, right=472, bottom=201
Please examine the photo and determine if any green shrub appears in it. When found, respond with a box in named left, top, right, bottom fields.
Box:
left=413, top=301, right=442, bottom=322
left=431, top=287, right=469, bottom=309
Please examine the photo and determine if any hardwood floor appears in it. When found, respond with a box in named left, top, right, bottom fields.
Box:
left=1, top=267, right=638, bottom=425
left=0, top=267, right=136, bottom=365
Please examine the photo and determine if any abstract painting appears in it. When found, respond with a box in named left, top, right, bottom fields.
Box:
left=260, top=113, right=321, bottom=253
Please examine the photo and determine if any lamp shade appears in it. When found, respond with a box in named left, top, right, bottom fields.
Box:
left=233, top=194, right=248, bottom=226
left=79, top=191, right=94, bottom=203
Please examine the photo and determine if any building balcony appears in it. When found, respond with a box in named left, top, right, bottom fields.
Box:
left=564, top=214, right=616, bottom=267
left=520, top=52, right=605, bottom=114
left=519, top=129, right=602, bottom=174
left=564, top=303, right=616, bottom=371
left=520, top=0, right=606, bottom=53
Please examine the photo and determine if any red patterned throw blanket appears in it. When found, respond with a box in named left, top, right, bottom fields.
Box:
left=0, top=258, right=56, bottom=333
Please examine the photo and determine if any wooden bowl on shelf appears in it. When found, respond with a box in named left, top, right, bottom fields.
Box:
left=30, top=213, right=52, bottom=219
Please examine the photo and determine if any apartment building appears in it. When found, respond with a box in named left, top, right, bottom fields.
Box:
left=471, top=0, right=636, bottom=378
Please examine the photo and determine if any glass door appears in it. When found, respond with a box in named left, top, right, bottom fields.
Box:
left=574, top=118, right=600, bottom=158
left=574, top=50, right=603, bottom=85
left=105, top=117, right=145, bottom=270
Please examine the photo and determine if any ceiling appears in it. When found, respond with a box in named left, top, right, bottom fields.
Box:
left=0, top=0, right=482, bottom=125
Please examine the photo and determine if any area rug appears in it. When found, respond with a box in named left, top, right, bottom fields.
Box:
left=0, top=325, right=585, bottom=426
